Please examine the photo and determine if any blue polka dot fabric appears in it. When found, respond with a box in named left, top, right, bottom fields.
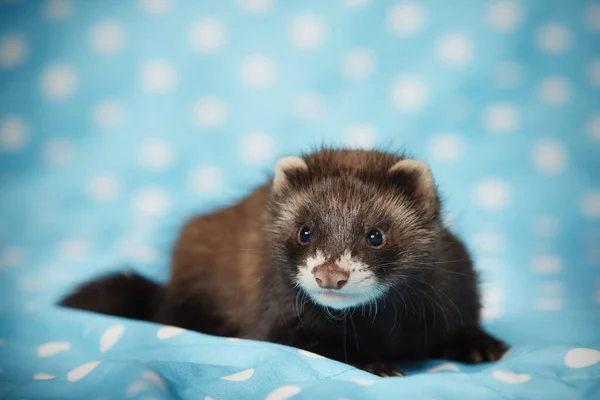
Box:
left=1, top=0, right=599, bottom=399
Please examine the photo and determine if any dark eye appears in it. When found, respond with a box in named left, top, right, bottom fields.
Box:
left=298, top=226, right=312, bottom=245
left=366, top=229, right=384, bottom=248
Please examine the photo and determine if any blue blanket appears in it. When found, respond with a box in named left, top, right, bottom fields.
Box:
left=1, top=0, right=599, bottom=399
left=1, top=308, right=599, bottom=400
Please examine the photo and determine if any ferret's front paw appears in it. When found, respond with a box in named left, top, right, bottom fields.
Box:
left=354, top=362, right=405, bottom=377
left=442, top=329, right=508, bottom=364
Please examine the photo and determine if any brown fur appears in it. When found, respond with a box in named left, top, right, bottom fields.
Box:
left=165, top=185, right=271, bottom=333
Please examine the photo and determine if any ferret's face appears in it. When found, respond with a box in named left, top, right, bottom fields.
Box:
left=268, top=155, right=440, bottom=310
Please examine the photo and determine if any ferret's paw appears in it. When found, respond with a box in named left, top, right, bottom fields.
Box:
left=443, top=330, right=508, bottom=364
left=354, top=362, right=405, bottom=378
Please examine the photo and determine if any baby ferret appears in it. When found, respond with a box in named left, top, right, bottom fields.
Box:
left=60, top=148, right=507, bottom=376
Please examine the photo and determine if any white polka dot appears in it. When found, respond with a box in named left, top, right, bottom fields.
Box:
left=435, top=33, right=473, bottom=66
left=41, top=63, right=78, bottom=100
left=582, top=192, right=600, bottom=218
left=139, top=138, right=173, bottom=171
left=427, top=363, right=460, bottom=373
left=43, top=0, right=74, bottom=20
left=482, top=103, right=518, bottom=133
left=532, top=215, right=559, bottom=238
left=476, top=257, right=502, bottom=271
left=239, top=0, right=273, bottom=15
left=472, top=233, right=505, bottom=254
left=298, top=349, right=324, bottom=358
left=482, top=306, right=502, bottom=320
left=486, top=0, right=523, bottom=31
left=565, top=348, right=600, bottom=368
left=427, top=133, right=465, bottom=162
left=90, top=20, right=125, bottom=54
left=192, top=95, right=228, bottom=128
left=25, top=302, right=41, bottom=312
left=140, top=59, right=177, bottom=93
left=588, top=114, right=600, bottom=142
left=536, top=23, right=571, bottom=54
left=220, top=368, right=255, bottom=381
left=390, top=75, right=428, bottom=112
left=240, top=54, right=277, bottom=88
left=86, top=173, right=120, bottom=202
left=265, top=385, right=302, bottom=400
left=532, top=255, right=562, bottom=274
left=67, top=361, right=101, bottom=382
left=157, top=326, right=185, bottom=339
left=289, top=14, right=327, bottom=50
left=588, top=59, right=600, bottom=87
left=585, top=4, right=600, bottom=31
left=19, top=275, right=45, bottom=292
left=34, top=372, right=55, bottom=380
left=122, top=244, right=158, bottom=263
left=131, top=187, right=170, bottom=216
left=482, top=284, right=503, bottom=307
left=188, top=165, right=223, bottom=194
left=37, top=341, right=72, bottom=357
left=531, top=139, right=567, bottom=174
left=92, top=99, right=125, bottom=129
left=343, top=124, right=378, bottom=149
left=387, top=2, right=426, bottom=35
left=536, top=297, right=563, bottom=311
left=341, top=48, right=375, bottom=79
left=139, top=0, right=172, bottom=14
left=127, top=380, right=151, bottom=396
left=44, top=138, right=72, bottom=165
left=239, top=132, right=276, bottom=164
left=293, top=91, right=326, bottom=121
left=340, top=0, right=371, bottom=7
left=492, top=370, right=531, bottom=384
left=354, top=379, right=375, bottom=386
left=49, top=267, right=70, bottom=283
left=58, top=237, right=89, bottom=261
left=189, top=19, right=228, bottom=53
left=538, top=77, right=571, bottom=104
left=473, top=178, right=511, bottom=211
left=442, top=210, right=456, bottom=227
left=540, top=281, right=563, bottom=296
left=0, top=116, right=29, bottom=151
left=100, top=324, right=124, bottom=353
left=0, top=245, right=24, bottom=268
left=495, top=61, right=522, bottom=87
left=0, top=34, right=27, bottom=68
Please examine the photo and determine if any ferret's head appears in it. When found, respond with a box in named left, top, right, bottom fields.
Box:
left=267, top=149, right=443, bottom=310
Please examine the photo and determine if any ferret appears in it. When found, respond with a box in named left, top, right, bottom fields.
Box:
left=60, top=147, right=507, bottom=376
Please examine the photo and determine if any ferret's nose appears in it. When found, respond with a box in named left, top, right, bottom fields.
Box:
left=312, top=262, right=349, bottom=290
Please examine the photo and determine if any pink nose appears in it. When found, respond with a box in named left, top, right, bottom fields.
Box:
left=312, top=262, right=349, bottom=290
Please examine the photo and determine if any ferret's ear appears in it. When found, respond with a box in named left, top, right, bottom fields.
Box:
left=273, top=156, right=309, bottom=192
left=388, top=159, right=438, bottom=214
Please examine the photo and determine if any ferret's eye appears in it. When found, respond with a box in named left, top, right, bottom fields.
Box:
left=298, top=226, right=312, bottom=245
left=366, top=229, right=384, bottom=248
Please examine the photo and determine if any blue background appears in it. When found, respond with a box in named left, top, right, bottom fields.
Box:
left=0, top=0, right=599, bottom=399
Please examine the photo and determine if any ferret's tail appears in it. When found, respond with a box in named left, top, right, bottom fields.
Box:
left=59, top=271, right=164, bottom=321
